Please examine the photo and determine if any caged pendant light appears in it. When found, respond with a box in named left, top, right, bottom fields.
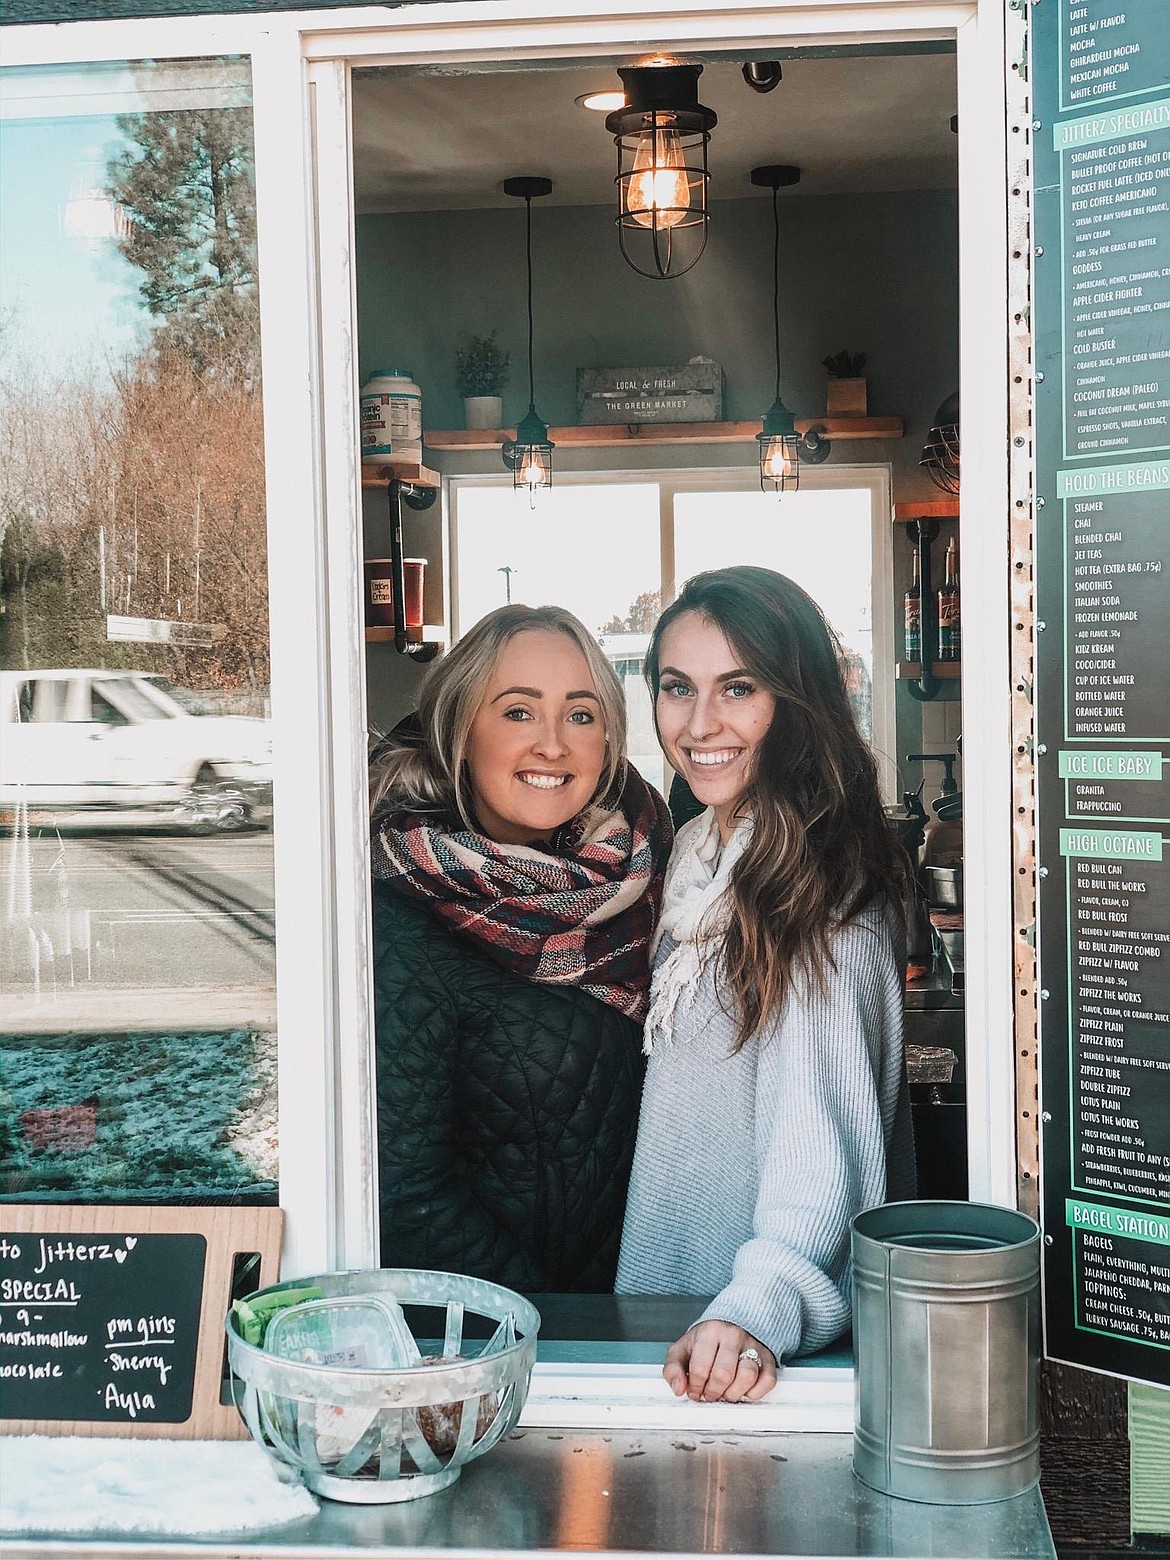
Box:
left=501, top=176, right=555, bottom=501
left=752, top=164, right=830, bottom=494
left=605, top=64, right=717, bottom=280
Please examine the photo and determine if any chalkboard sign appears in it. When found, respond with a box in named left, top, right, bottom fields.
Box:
left=1, top=1230, right=206, bottom=1424
left=0, top=1206, right=281, bottom=1438
left=1033, top=0, right=1170, bottom=1387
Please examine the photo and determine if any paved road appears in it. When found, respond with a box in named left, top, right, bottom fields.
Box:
left=1, top=828, right=276, bottom=1033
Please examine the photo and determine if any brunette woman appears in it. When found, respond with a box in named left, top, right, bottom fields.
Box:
left=616, top=567, right=914, bottom=1400
left=370, top=604, right=671, bottom=1292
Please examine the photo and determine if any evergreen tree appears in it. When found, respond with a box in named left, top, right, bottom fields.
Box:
left=106, top=108, right=259, bottom=378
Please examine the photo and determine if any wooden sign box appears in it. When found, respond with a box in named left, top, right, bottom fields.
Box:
left=1, top=1204, right=282, bottom=1440
left=577, top=362, right=724, bottom=424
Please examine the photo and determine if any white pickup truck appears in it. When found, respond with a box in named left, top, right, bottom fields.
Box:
left=0, top=669, right=272, bottom=831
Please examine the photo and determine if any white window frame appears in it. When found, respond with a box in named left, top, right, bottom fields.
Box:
left=4, top=0, right=1015, bottom=1425
left=0, top=14, right=342, bottom=1280
left=448, top=462, right=897, bottom=797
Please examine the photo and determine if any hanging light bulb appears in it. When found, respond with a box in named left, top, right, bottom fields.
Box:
left=518, top=436, right=550, bottom=493
left=751, top=164, right=831, bottom=496
left=627, top=120, right=689, bottom=230
left=761, top=428, right=798, bottom=483
left=606, top=64, right=716, bottom=280
left=501, top=177, right=555, bottom=501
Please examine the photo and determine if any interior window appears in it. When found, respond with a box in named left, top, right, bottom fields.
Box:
left=452, top=480, right=666, bottom=791
left=450, top=470, right=888, bottom=793
left=671, top=484, right=877, bottom=740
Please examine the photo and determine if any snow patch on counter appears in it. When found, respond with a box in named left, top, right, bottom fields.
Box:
left=0, top=1436, right=316, bottom=1535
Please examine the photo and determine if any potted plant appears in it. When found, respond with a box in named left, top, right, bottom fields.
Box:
left=456, top=332, right=510, bottom=430
left=822, top=350, right=868, bottom=417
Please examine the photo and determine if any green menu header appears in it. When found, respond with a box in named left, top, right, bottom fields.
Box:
left=1054, top=95, right=1170, bottom=151
left=1059, top=752, right=1164, bottom=780
left=1058, top=461, right=1170, bottom=499
left=1067, top=1200, right=1170, bottom=1248
left=1059, top=828, right=1163, bottom=860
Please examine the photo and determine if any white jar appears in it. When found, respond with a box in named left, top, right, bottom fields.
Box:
left=360, top=369, right=423, bottom=464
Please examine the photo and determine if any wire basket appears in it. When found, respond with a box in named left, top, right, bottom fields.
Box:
left=226, top=1268, right=540, bottom=1504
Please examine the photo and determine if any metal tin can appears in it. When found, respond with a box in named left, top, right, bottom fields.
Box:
left=852, top=1199, right=1040, bottom=1505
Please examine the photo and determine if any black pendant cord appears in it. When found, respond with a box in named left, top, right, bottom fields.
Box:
left=525, top=194, right=536, bottom=411
left=771, top=185, right=782, bottom=404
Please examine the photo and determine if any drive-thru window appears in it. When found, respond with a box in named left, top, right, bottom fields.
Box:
left=0, top=0, right=1166, bottom=1553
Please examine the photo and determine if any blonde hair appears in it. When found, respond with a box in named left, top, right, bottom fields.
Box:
left=370, top=604, right=628, bottom=827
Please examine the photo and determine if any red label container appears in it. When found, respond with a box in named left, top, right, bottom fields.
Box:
left=365, top=558, right=426, bottom=628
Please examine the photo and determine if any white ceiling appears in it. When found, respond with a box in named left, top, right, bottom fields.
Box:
left=352, top=53, right=958, bottom=215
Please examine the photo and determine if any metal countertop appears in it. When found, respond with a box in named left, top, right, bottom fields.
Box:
left=2, top=1428, right=1055, bottom=1560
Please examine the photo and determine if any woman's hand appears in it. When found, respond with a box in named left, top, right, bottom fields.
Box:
left=663, top=1321, right=778, bottom=1403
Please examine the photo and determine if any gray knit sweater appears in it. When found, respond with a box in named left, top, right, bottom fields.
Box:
left=615, top=897, right=915, bottom=1362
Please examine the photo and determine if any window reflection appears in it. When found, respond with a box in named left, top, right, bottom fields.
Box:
left=0, top=58, right=276, bottom=1205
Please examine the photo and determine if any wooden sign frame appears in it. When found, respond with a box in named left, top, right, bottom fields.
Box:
left=1, top=1204, right=282, bottom=1440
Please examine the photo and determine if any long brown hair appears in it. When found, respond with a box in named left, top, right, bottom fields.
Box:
left=646, top=566, right=906, bottom=1046
left=370, top=603, right=628, bottom=828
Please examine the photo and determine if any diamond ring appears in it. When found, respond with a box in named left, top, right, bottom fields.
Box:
left=737, top=1347, right=763, bottom=1368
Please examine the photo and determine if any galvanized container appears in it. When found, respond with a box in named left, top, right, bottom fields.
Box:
left=851, top=1200, right=1040, bottom=1505
left=226, top=1268, right=539, bottom=1504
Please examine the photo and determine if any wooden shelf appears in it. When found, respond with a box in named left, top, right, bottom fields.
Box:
left=419, top=417, right=903, bottom=453
left=893, top=499, right=959, bottom=521
left=360, top=460, right=441, bottom=488
left=365, top=624, right=445, bottom=644
left=897, top=661, right=961, bottom=680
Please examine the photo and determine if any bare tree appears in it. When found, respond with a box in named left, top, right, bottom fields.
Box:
left=601, top=590, right=661, bottom=635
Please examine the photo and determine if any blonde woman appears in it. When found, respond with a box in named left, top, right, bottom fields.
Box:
left=617, top=567, right=914, bottom=1400
left=370, top=604, right=672, bottom=1292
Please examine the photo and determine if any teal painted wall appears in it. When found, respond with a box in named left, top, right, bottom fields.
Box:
left=356, top=188, right=958, bottom=499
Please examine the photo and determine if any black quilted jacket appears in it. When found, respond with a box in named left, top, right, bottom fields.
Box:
left=372, top=882, right=646, bottom=1292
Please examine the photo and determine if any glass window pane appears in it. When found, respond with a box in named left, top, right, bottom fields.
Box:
left=673, top=487, right=875, bottom=738
left=453, top=482, right=665, bottom=792
left=0, top=58, right=276, bottom=1207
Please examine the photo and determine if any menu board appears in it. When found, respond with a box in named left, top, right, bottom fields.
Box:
left=0, top=1231, right=206, bottom=1423
left=1033, top=0, right=1170, bottom=1386
left=0, top=1204, right=282, bottom=1437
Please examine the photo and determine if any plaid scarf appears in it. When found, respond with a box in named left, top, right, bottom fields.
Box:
left=372, top=768, right=672, bottom=1020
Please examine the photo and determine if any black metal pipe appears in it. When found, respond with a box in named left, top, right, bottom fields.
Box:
left=388, top=478, right=408, bottom=654
left=907, top=518, right=941, bottom=702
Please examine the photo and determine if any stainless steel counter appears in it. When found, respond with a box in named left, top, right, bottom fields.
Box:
left=2, top=1428, right=1055, bottom=1560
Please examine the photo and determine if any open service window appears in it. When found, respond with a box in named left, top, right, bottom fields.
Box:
left=0, top=0, right=1019, bottom=1448
left=311, top=0, right=1015, bottom=1427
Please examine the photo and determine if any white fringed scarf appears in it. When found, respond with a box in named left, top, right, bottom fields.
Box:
left=642, top=807, right=753, bottom=1054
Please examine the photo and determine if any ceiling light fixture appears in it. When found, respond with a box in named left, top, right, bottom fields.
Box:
left=751, top=164, right=830, bottom=494
left=576, top=90, right=627, bottom=112
left=501, top=176, right=555, bottom=503
left=605, top=64, right=716, bottom=280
